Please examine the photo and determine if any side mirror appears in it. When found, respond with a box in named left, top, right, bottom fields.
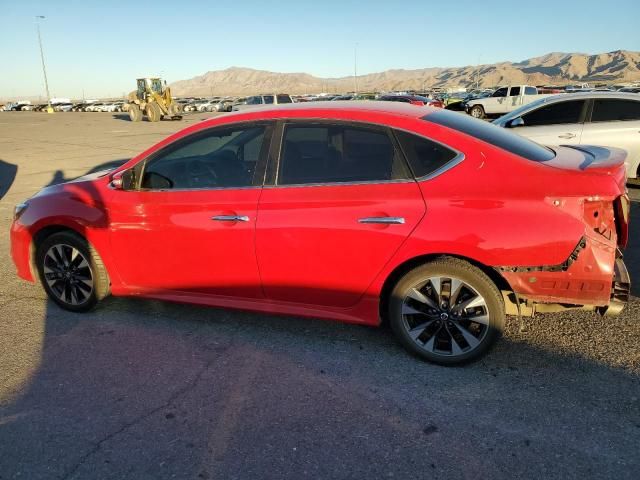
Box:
left=506, top=117, right=525, bottom=128
left=110, top=169, right=134, bottom=190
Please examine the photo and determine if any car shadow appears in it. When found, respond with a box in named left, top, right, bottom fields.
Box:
left=0, top=159, right=18, bottom=200
left=1, top=168, right=639, bottom=479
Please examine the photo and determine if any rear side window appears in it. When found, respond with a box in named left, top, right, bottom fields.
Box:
left=591, top=99, right=640, bottom=122
left=423, top=110, right=555, bottom=162
left=522, top=100, right=585, bottom=126
left=263, top=95, right=274, bottom=104
left=278, top=124, right=407, bottom=185
left=395, top=131, right=458, bottom=178
left=509, top=87, right=521, bottom=96
left=277, top=94, right=292, bottom=104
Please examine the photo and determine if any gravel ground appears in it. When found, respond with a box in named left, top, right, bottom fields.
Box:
left=0, top=112, right=638, bottom=480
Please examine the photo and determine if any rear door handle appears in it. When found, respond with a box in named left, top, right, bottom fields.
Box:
left=558, top=133, right=576, bottom=139
left=358, top=217, right=405, bottom=225
left=212, top=215, right=250, bottom=222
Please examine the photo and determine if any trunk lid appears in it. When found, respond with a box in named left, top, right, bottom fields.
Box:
left=543, top=145, right=627, bottom=187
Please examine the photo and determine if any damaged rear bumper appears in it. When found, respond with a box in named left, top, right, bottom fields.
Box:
left=499, top=238, right=630, bottom=317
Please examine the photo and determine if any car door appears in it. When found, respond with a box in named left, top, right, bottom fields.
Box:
left=107, top=123, right=273, bottom=298
left=255, top=121, right=426, bottom=308
left=507, top=86, right=522, bottom=112
left=516, top=99, right=587, bottom=145
left=580, top=98, right=640, bottom=178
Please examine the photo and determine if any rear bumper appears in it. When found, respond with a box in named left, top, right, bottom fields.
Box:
left=601, top=254, right=630, bottom=316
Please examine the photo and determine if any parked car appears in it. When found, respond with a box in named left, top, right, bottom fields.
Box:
left=10, top=102, right=630, bottom=365
left=378, top=94, right=444, bottom=108
left=466, top=85, right=544, bottom=118
left=618, top=87, right=640, bottom=94
left=493, top=92, right=640, bottom=179
left=53, top=103, right=73, bottom=112
left=84, top=102, right=104, bottom=112
left=232, top=94, right=293, bottom=111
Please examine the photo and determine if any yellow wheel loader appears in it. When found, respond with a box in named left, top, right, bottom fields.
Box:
left=127, top=78, right=182, bottom=122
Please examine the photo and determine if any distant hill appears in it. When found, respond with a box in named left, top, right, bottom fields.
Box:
left=170, top=50, right=640, bottom=96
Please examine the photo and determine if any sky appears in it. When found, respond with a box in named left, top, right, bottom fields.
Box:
left=1, top=0, right=639, bottom=99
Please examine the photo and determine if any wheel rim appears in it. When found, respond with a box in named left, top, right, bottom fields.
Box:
left=471, top=108, right=481, bottom=118
left=43, top=244, right=93, bottom=305
left=401, top=276, right=490, bottom=357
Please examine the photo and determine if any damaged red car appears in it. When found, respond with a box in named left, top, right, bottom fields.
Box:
left=10, top=102, right=631, bottom=364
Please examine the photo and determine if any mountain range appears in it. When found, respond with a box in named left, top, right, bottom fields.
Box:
left=170, top=50, right=640, bottom=96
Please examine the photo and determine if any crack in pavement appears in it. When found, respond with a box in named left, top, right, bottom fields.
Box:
left=57, top=342, right=232, bottom=480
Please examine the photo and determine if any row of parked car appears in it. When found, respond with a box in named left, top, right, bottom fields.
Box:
left=1, top=100, right=127, bottom=112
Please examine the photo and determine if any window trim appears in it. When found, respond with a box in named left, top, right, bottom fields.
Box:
left=134, top=121, right=274, bottom=192
left=264, top=119, right=416, bottom=189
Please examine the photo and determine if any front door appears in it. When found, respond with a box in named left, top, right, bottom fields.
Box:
left=517, top=99, right=587, bottom=145
left=108, top=123, right=272, bottom=299
left=255, top=121, right=426, bottom=308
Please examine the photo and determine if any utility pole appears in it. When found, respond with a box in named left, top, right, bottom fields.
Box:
left=353, top=43, right=358, bottom=95
left=35, top=16, right=52, bottom=112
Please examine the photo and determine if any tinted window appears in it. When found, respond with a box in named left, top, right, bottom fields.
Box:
left=525, top=86, right=537, bottom=95
left=423, top=110, right=555, bottom=162
left=509, top=87, right=521, bottom=96
left=277, top=94, right=292, bottom=104
left=591, top=99, right=640, bottom=122
left=263, top=95, right=274, bottom=104
left=278, top=124, right=406, bottom=185
left=522, top=100, right=584, bottom=126
left=141, top=126, right=266, bottom=190
left=492, top=87, right=508, bottom=98
left=395, top=131, right=458, bottom=178
left=246, top=96, right=261, bottom=105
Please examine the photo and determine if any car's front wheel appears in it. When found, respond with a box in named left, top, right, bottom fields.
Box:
left=388, top=257, right=504, bottom=365
left=36, top=231, right=109, bottom=312
left=469, top=105, right=485, bottom=119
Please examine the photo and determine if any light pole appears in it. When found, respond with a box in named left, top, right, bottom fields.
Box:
left=35, top=16, right=52, bottom=112
left=353, top=43, right=358, bottom=95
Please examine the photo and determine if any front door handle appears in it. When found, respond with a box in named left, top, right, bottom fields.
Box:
left=358, top=217, right=405, bottom=225
left=558, top=133, right=576, bottom=139
left=212, top=215, right=250, bottom=222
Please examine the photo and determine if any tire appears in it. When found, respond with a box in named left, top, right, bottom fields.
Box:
left=145, top=102, right=161, bottom=122
left=129, top=104, right=142, bottom=122
left=469, top=105, right=485, bottom=119
left=36, top=231, right=110, bottom=312
left=167, top=103, right=182, bottom=116
left=388, top=257, right=504, bottom=365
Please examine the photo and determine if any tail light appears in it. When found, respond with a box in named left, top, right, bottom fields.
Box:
left=614, top=194, right=630, bottom=248
left=410, top=100, right=425, bottom=106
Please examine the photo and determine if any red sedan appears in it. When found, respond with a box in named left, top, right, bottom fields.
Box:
left=10, top=102, right=630, bottom=364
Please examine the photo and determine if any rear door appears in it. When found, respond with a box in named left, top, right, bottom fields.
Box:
left=580, top=98, right=640, bottom=178
left=255, top=121, right=425, bottom=308
left=507, top=86, right=522, bottom=111
left=517, top=99, right=587, bottom=145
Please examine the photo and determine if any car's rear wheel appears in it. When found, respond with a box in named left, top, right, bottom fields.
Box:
left=36, top=231, right=109, bottom=312
left=469, top=105, right=485, bottom=119
left=388, top=257, right=504, bottom=365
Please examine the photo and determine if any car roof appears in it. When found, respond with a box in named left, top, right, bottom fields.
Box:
left=221, top=100, right=434, bottom=119
left=534, top=91, right=640, bottom=104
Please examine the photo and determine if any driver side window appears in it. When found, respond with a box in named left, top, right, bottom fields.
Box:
left=141, top=125, right=267, bottom=190
left=492, top=87, right=508, bottom=98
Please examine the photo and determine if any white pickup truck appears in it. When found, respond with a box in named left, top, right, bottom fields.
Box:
left=465, top=85, right=546, bottom=118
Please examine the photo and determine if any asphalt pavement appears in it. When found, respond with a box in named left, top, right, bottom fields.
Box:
left=0, top=112, right=638, bottom=480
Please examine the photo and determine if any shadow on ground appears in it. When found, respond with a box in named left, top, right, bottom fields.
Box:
left=0, top=171, right=639, bottom=480
left=0, top=159, right=18, bottom=200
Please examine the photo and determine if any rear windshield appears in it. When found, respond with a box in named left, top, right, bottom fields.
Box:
left=423, top=110, right=555, bottom=162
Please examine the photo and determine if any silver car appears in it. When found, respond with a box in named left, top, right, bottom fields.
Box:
left=232, top=94, right=293, bottom=111
left=494, top=92, right=640, bottom=179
